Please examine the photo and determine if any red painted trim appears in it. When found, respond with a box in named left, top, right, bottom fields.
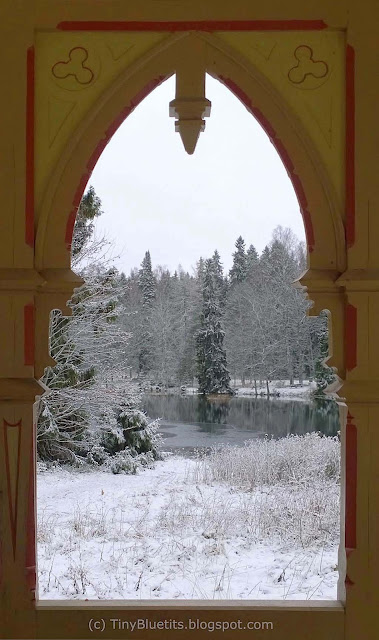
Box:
left=65, top=76, right=167, bottom=250
left=25, top=47, right=35, bottom=248
left=345, top=414, right=357, bottom=551
left=3, top=420, right=22, bottom=560
left=57, top=20, right=327, bottom=32
left=218, top=75, right=315, bottom=252
left=24, top=303, right=35, bottom=366
left=345, top=45, right=355, bottom=248
left=345, top=303, right=357, bottom=371
left=25, top=422, right=36, bottom=598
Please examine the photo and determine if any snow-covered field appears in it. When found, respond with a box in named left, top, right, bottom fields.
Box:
left=37, top=445, right=340, bottom=601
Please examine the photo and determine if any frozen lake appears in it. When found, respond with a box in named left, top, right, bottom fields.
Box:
left=142, top=394, right=340, bottom=454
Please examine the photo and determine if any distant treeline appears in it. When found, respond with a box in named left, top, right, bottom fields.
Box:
left=119, top=226, right=331, bottom=392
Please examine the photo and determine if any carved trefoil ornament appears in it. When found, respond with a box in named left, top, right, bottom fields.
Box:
left=288, top=45, right=329, bottom=89
left=52, top=47, right=95, bottom=87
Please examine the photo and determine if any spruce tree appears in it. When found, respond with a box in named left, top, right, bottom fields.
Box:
left=37, top=188, right=103, bottom=461
left=196, top=259, right=232, bottom=395
left=196, top=257, right=205, bottom=285
left=37, top=188, right=123, bottom=462
left=138, top=250, right=156, bottom=375
left=139, top=250, right=156, bottom=305
left=71, top=185, right=103, bottom=259
left=210, top=249, right=227, bottom=302
left=246, top=243, right=259, bottom=276
left=38, top=191, right=162, bottom=468
left=229, top=236, right=247, bottom=285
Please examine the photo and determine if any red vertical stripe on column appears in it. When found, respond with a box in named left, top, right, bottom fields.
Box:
left=345, top=45, right=355, bottom=248
left=24, top=303, right=35, bottom=366
left=345, top=415, right=357, bottom=550
left=25, top=46, right=35, bottom=248
left=345, top=303, right=357, bottom=371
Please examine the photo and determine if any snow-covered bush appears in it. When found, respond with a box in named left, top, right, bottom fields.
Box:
left=84, top=398, right=162, bottom=473
left=100, top=401, right=162, bottom=457
left=106, top=449, right=156, bottom=475
left=86, top=408, right=162, bottom=475
left=184, top=433, right=340, bottom=548
left=192, top=432, right=340, bottom=490
left=86, top=444, right=109, bottom=466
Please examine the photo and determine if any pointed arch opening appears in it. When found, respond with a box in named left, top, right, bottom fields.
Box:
left=35, top=33, right=345, bottom=275
left=35, top=38, right=344, bottom=603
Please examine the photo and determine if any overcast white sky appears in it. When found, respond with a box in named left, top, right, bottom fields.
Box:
left=90, top=74, right=305, bottom=276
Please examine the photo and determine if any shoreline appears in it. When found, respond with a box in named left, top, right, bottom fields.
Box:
left=142, top=381, right=318, bottom=402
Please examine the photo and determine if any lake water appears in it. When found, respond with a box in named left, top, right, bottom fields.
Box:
left=142, top=394, right=340, bottom=455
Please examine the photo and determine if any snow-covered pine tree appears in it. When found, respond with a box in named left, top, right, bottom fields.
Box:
left=211, top=250, right=222, bottom=276
left=70, top=185, right=103, bottom=260
left=139, top=250, right=156, bottom=306
left=37, top=188, right=162, bottom=469
left=229, top=236, right=247, bottom=285
left=246, top=243, right=259, bottom=276
left=196, top=258, right=232, bottom=395
left=138, top=250, right=156, bottom=375
left=196, top=257, right=205, bottom=285
left=95, top=396, right=162, bottom=474
left=37, top=187, right=105, bottom=462
left=210, top=249, right=227, bottom=302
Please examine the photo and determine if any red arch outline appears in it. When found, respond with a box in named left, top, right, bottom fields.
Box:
left=64, top=75, right=168, bottom=248
left=217, top=75, right=315, bottom=252
left=65, top=73, right=318, bottom=254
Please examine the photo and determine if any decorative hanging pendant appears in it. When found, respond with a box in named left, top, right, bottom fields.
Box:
left=169, top=36, right=211, bottom=154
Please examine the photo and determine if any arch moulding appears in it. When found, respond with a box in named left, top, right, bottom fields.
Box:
left=35, top=29, right=348, bottom=376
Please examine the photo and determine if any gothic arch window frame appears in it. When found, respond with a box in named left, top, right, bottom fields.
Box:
left=5, top=17, right=356, bottom=640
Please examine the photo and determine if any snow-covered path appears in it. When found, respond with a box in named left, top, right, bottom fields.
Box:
left=37, top=457, right=339, bottom=601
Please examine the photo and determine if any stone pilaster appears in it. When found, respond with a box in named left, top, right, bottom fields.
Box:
left=0, top=268, right=82, bottom=639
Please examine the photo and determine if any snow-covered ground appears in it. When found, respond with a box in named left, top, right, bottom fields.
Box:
left=235, top=382, right=316, bottom=400
left=37, top=454, right=339, bottom=601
